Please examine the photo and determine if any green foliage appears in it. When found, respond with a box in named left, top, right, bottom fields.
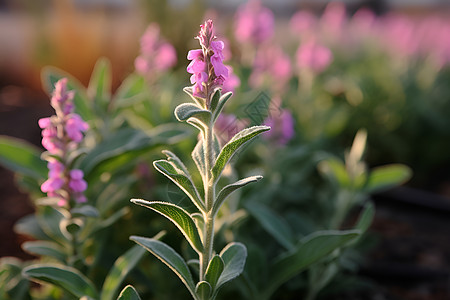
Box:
left=117, top=285, right=141, bottom=300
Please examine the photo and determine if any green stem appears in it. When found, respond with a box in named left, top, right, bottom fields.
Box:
left=200, top=122, right=215, bottom=281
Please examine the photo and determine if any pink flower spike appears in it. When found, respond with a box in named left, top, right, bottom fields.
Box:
left=187, top=49, right=203, bottom=60
left=38, top=117, right=52, bottom=129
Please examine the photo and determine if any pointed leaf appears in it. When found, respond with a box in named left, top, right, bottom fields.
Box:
left=22, top=241, right=67, bottom=262
left=212, top=126, right=270, bottom=181
left=245, top=202, right=295, bottom=250
left=213, top=176, right=262, bottom=217
left=209, top=88, right=221, bottom=112
left=264, top=230, right=360, bottom=297
left=130, top=236, right=196, bottom=298
left=23, top=264, right=99, bottom=299
left=196, top=281, right=211, bottom=300
left=175, top=103, right=211, bottom=125
left=317, top=157, right=350, bottom=187
left=131, top=200, right=204, bottom=253
left=36, top=206, right=71, bottom=245
left=366, top=164, right=412, bottom=193
left=87, top=57, right=112, bottom=109
left=0, top=136, right=47, bottom=180
left=71, top=205, right=100, bottom=218
left=192, top=138, right=206, bottom=178
left=100, top=244, right=148, bottom=300
left=117, top=285, right=141, bottom=300
left=183, top=86, right=206, bottom=107
left=153, top=160, right=204, bottom=211
left=205, top=255, right=224, bottom=291
left=112, top=74, right=147, bottom=108
left=355, top=202, right=375, bottom=233
left=212, top=91, right=232, bottom=122
left=216, top=242, right=247, bottom=291
left=14, top=215, right=50, bottom=241
left=162, top=150, right=190, bottom=178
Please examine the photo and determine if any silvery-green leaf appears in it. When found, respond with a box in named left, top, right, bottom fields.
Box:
left=71, top=205, right=100, bottom=218
left=175, top=103, right=211, bottom=125
left=131, top=200, right=204, bottom=253
left=36, top=206, right=71, bottom=246
left=130, top=236, right=196, bottom=299
left=209, top=88, right=221, bottom=112
left=112, top=74, right=147, bottom=108
left=264, top=230, right=360, bottom=298
left=87, top=57, right=112, bottom=110
left=192, top=138, right=206, bottom=179
left=205, top=255, right=224, bottom=291
left=22, top=241, right=67, bottom=262
left=212, top=92, right=233, bottom=122
left=183, top=86, right=206, bottom=108
left=195, top=281, right=211, bottom=300
left=245, top=202, right=295, bottom=251
left=116, top=285, right=141, bottom=300
left=23, top=264, right=99, bottom=299
left=215, top=242, right=247, bottom=291
left=212, top=126, right=270, bottom=181
left=213, top=176, right=262, bottom=217
left=162, top=150, right=190, bottom=178
left=153, top=160, right=204, bottom=211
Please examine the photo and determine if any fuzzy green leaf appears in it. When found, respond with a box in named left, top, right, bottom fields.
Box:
left=161, top=150, right=191, bottom=179
left=245, top=202, right=295, bottom=250
left=71, top=205, right=100, bottom=218
left=36, top=206, right=71, bottom=245
left=112, top=74, right=147, bottom=108
left=23, top=264, right=99, bottom=299
left=209, top=88, right=221, bottom=112
left=14, top=215, right=50, bottom=241
left=22, top=241, right=67, bottom=262
left=213, top=176, right=262, bottom=217
left=264, top=230, right=360, bottom=297
left=0, top=136, right=47, bottom=180
left=196, top=281, right=211, bottom=300
left=192, top=138, right=206, bottom=178
left=212, top=126, right=270, bottom=181
left=183, top=86, right=206, bottom=107
left=205, top=255, right=224, bottom=291
left=87, top=57, right=112, bottom=110
left=100, top=244, right=148, bottom=300
left=366, top=164, right=412, bottom=193
left=212, top=91, right=232, bottom=122
left=175, top=103, right=211, bottom=125
left=216, top=242, right=247, bottom=291
left=131, top=200, right=204, bottom=253
left=117, top=285, right=141, bottom=300
left=130, top=236, right=196, bottom=298
left=153, top=160, right=204, bottom=211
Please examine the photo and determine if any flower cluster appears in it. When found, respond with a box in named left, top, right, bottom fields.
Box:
left=39, top=78, right=88, bottom=206
left=135, top=24, right=177, bottom=77
left=187, top=20, right=229, bottom=99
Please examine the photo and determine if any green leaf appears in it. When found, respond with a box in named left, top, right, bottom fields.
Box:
left=130, top=236, right=196, bottom=298
left=216, top=242, right=247, bottom=291
left=131, top=200, right=204, bottom=253
left=183, top=86, right=206, bottom=107
left=87, top=57, right=112, bottom=110
left=100, top=244, right=147, bottom=300
left=14, top=215, right=50, bottom=241
left=205, top=255, right=224, bottom=291
left=36, top=206, right=71, bottom=245
left=195, top=281, right=211, bottom=300
left=162, top=150, right=190, bottom=176
left=112, top=74, right=147, bottom=108
left=22, top=241, right=67, bottom=262
left=41, top=66, right=93, bottom=121
left=317, top=157, right=350, bottom=188
left=366, top=164, right=412, bottom=193
left=213, top=176, right=262, bottom=217
left=209, top=88, right=221, bottom=112
left=192, top=138, right=206, bottom=178
left=153, top=160, right=204, bottom=211
left=264, top=230, right=360, bottom=297
left=212, top=126, right=270, bottom=181
left=117, top=285, right=141, bottom=300
left=355, top=202, right=375, bottom=233
left=71, top=205, right=100, bottom=218
left=212, top=91, right=232, bottom=122
left=23, top=264, right=99, bottom=299
left=0, top=135, right=47, bottom=180
left=175, top=103, right=211, bottom=125
left=245, top=202, right=295, bottom=250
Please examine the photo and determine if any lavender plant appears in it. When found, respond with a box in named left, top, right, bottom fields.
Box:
left=128, top=20, right=269, bottom=300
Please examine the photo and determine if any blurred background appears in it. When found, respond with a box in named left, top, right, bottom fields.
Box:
left=1, top=0, right=450, bottom=299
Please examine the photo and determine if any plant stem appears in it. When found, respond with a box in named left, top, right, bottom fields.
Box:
left=200, top=122, right=215, bottom=281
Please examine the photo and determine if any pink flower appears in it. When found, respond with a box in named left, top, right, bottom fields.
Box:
left=69, top=169, right=87, bottom=192
left=222, top=66, right=240, bottom=93
left=320, top=1, right=347, bottom=38
left=187, top=20, right=229, bottom=98
left=263, top=108, right=295, bottom=146
left=290, top=10, right=317, bottom=35
left=48, top=160, right=65, bottom=178
left=41, top=177, right=64, bottom=193
left=214, top=113, right=249, bottom=146
left=65, top=114, right=89, bottom=143
left=135, top=23, right=177, bottom=76
left=234, top=0, right=274, bottom=45
left=296, top=40, right=333, bottom=73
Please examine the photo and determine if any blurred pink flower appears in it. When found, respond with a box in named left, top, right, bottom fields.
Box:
left=290, top=10, right=317, bottom=35
left=214, top=113, right=249, bottom=146
left=380, top=14, right=418, bottom=58
left=69, top=170, right=88, bottom=193
left=234, top=0, right=274, bottom=45
left=263, top=108, right=295, bottom=146
left=320, top=1, right=347, bottom=38
left=135, top=23, right=177, bottom=75
left=65, top=114, right=89, bottom=143
left=296, top=40, right=333, bottom=74
left=222, top=66, right=241, bottom=93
